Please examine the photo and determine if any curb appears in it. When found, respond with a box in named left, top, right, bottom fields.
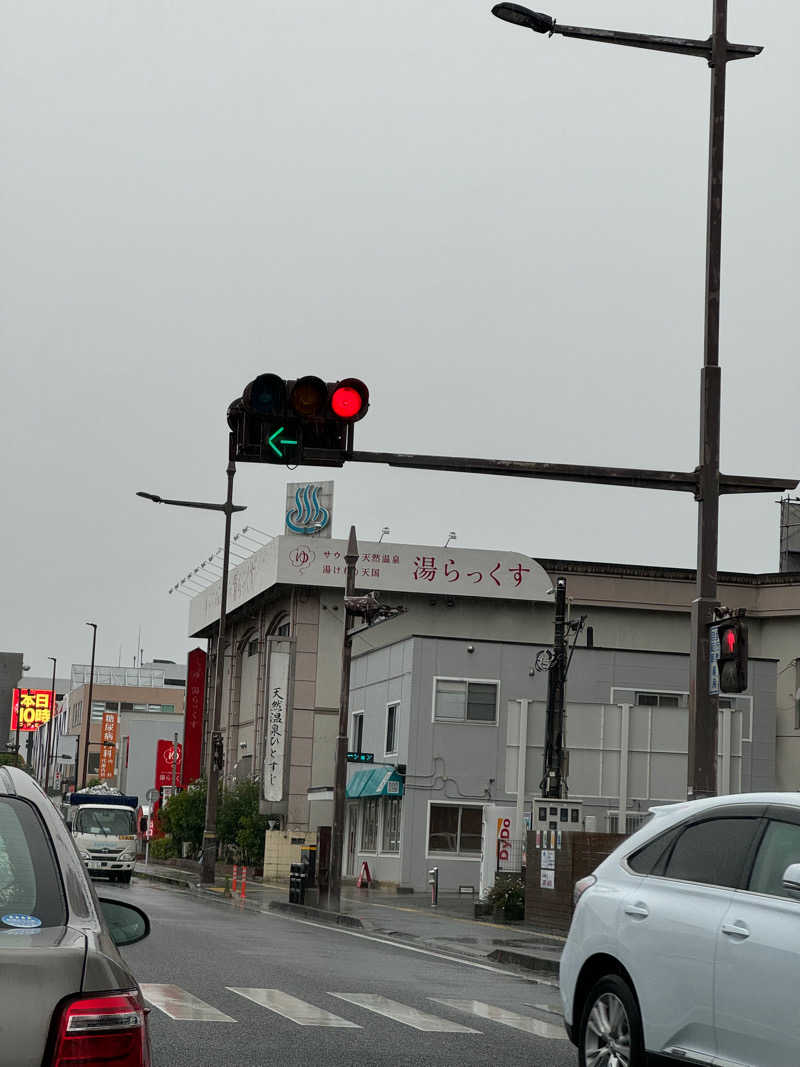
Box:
left=487, top=947, right=561, bottom=975
left=268, top=901, right=363, bottom=929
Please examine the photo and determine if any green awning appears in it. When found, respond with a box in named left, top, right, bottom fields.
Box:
left=346, top=767, right=404, bottom=799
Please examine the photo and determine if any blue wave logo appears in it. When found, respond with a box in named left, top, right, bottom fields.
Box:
left=286, top=485, right=330, bottom=535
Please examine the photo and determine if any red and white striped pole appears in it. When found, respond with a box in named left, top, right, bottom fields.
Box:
left=240, top=865, right=247, bottom=900
left=231, top=864, right=238, bottom=894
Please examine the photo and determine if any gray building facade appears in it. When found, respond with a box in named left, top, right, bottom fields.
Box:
left=346, top=635, right=777, bottom=893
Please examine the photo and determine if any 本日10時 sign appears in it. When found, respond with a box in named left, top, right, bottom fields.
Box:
left=11, top=689, right=53, bottom=731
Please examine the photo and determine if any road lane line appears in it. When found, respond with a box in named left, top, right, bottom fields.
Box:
left=430, top=998, right=566, bottom=1040
left=141, top=984, right=236, bottom=1022
left=329, top=994, right=480, bottom=1033
left=227, top=988, right=361, bottom=1027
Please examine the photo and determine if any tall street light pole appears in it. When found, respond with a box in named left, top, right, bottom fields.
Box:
left=490, top=1, right=762, bottom=800
left=137, top=433, right=246, bottom=884
left=80, top=624, right=98, bottom=789
left=44, top=656, right=57, bottom=793
left=328, top=526, right=359, bottom=913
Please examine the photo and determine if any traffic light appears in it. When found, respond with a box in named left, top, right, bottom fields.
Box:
left=718, top=618, right=748, bottom=693
left=228, top=374, right=369, bottom=467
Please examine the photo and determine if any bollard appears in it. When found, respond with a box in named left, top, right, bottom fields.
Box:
left=232, top=865, right=238, bottom=894
left=223, top=875, right=231, bottom=898
left=428, top=866, right=439, bottom=908
left=240, top=865, right=247, bottom=900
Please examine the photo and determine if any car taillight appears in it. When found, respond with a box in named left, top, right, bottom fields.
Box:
left=573, top=874, right=597, bottom=906
left=51, top=991, right=150, bottom=1067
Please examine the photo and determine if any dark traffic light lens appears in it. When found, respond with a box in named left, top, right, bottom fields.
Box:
left=290, top=376, right=328, bottom=418
left=330, top=378, right=369, bottom=422
left=243, top=373, right=286, bottom=415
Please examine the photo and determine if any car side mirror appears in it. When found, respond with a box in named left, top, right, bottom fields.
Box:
left=781, top=863, right=800, bottom=894
left=98, top=898, right=150, bottom=947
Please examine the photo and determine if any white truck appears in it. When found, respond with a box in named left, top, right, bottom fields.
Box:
left=68, top=787, right=139, bottom=883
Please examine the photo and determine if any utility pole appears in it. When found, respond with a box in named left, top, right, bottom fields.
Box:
left=80, top=623, right=98, bottom=789
left=44, top=656, right=57, bottom=793
left=328, top=526, right=359, bottom=912
left=136, top=432, right=246, bottom=884
left=172, top=731, right=179, bottom=792
left=541, top=577, right=568, bottom=798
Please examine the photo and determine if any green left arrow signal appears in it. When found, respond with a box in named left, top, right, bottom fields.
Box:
left=267, top=426, right=298, bottom=458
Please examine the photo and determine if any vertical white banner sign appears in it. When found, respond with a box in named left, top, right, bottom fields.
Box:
left=263, top=643, right=290, bottom=802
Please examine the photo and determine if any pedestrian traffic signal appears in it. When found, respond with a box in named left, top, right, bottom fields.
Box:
left=228, top=375, right=369, bottom=466
left=718, top=617, right=748, bottom=693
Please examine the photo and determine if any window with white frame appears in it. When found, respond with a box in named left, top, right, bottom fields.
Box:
left=428, top=804, right=483, bottom=854
left=360, top=797, right=378, bottom=851
left=635, top=692, right=682, bottom=708
left=385, top=703, right=398, bottom=755
left=433, top=679, right=498, bottom=724
left=382, top=796, right=401, bottom=852
left=351, top=712, right=364, bottom=753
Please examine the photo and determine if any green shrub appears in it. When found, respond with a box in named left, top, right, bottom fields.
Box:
left=148, top=836, right=178, bottom=860
left=218, top=780, right=267, bottom=868
left=158, top=780, right=207, bottom=853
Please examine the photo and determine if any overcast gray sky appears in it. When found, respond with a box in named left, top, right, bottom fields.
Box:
left=2, top=1, right=797, bottom=678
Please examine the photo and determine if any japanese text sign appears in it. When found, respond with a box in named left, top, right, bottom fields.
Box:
left=11, top=689, right=53, bottom=732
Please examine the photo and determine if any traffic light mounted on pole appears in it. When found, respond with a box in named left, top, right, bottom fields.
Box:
left=717, top=616, right=748, bottom=693
left=228, top=374, right=369, bottom=467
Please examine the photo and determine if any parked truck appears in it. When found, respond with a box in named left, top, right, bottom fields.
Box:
left=68, top=785, right=139, bottom=883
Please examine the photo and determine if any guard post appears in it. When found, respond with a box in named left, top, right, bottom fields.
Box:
left=428, top=866, right=439, bottom=908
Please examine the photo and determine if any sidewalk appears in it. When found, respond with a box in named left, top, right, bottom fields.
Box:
left=133, top=862, right=563, bottom=978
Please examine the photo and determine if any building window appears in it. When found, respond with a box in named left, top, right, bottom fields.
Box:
left=635, top=692, right=681, bottom=708
left=382, top=797, right=401, bottom=853
left=351, top=712, right=364, bottom=754
left=248, top=639, right=259, bottom=658
left=269, top=614, right=290, bottom=637
left=385, top=703, right=398, bottom=756
left=90, top=702, right=105, bottom=722
left=433, top=680, right=498, bottom=724
left=428, top=804, right=483, bottom=855
left=87, top=752, right=100, bottom=775
left=361, top=797, right=378, bottom=851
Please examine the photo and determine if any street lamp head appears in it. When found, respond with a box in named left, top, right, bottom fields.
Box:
left=136, top=491, right=163, bottom=503
left=491, top=3, right=554, bottom=34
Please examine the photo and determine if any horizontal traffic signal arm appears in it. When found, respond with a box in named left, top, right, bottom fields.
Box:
left=348, top=450, right=797, bottom=496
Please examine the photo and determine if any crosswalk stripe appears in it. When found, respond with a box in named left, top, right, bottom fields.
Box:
left=430, top=998, right=566, bottom=1040
left=227, top=988, right=361, bottom=1028
left=141, top=984, right=236, bottom=1022
left=329, top=993, right=480, bottom=1033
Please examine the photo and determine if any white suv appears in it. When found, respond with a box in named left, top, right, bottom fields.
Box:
left=560, top=793, right=800, bottom=1067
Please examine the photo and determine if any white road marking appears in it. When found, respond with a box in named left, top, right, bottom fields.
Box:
left=141, top=984, right=236, bottom=1022
left=227, top=988, right=360, bottom=1028
left=258, top=911, right=558, bottom=982
left=431, top=998, right=567, bottom=1040
left=329, top=993, right=480, bottom=1033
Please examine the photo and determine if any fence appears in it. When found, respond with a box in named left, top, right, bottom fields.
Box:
left=604, top=810, right=651, bottom=835
left=496, top=838, right=526, bottom=873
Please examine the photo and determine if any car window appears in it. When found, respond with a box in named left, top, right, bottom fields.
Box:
left=664, top=817, right=760, bottom=889
left=748, top=820, right=800, bottom=899
left=74, top=808, right=136, bottom=836
left=628, top=826, right=681, bottom=876
left=0, top=798, right=67, bottom=930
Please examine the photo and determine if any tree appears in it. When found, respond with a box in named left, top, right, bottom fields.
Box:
left=217, top=780, right=267, bottom=868
left=159, top=780, right=207, bottom=854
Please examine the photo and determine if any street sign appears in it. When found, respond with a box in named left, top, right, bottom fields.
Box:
left=709, top=624, right=720, bottom=695
left=346, top=752, right=374, bottom=763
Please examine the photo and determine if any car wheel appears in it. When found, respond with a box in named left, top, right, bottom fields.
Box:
left=578, top=974, right=645, bottom=1067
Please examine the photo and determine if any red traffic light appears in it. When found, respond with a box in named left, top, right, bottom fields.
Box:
left=330, top=378, right=369, bottom=423
left=722, top=627, right=736, bottom=654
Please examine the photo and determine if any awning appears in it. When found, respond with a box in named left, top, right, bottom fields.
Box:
left=346, top=767, right=404, bottom=799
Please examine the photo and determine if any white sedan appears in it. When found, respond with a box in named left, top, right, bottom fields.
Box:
left=560, top=792, right=800, bottom=1067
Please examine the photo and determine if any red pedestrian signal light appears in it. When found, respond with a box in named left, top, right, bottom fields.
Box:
left=227, top=374, right=370, bottom=466
left=717, top=618, right=748, bottom=694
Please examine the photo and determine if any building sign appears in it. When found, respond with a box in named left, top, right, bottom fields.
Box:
left=284, top=481, right=333, bottom=537
left=11, top=689, right=53, bottom=732
left=263, top=641, right=290, bottom=803
left=709, top=625, right=720, bottom=696
left=155, top=739, right=182, bottom=788
left=189, top=535, right=552, bottom=635
left=98, top=711, right=118, bottom=780
left=182, top=648, right=206, bottom=787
